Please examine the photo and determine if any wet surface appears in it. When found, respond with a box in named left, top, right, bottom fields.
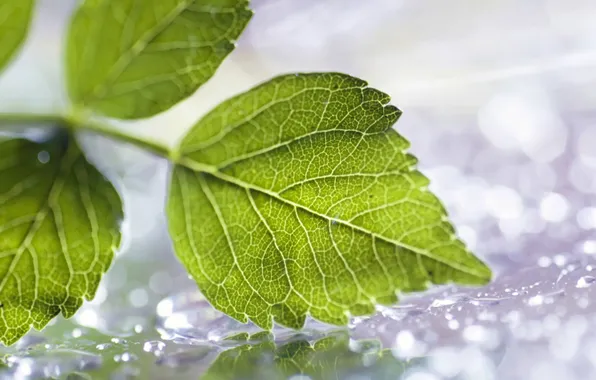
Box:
left=0, top=0, right=595, bottom=379
left=3, top=250, right=596, bottom=379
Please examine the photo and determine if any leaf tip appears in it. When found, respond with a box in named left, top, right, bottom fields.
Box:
left=478, top=261, right=494, bottom=284
left=468, top=258, right=493, bottom=285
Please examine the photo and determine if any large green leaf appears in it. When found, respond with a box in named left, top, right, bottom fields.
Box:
left=203, top=332, right=419, bottom=380
left=0, top=0, right=35, bottom=73
left=167, top=73, right=491, bottom=330
left=0, top=133, right=122, bottom=345
left=66, top=0, right=252, bottom=120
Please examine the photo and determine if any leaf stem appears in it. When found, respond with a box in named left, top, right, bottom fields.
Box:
left=0, top=112, right=63, bottom=126
left=0, top=112, right=174, bottom=160
left=72, top=117, right=173, bottom=159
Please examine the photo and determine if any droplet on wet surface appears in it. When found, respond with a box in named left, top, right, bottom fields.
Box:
left=143, top=340, right=166, bottom=357
left=155, top=289, right=336, bottom=345
left=37, top=150, right=50, bottom=164
left=114, top=352, right=138, bottom=363
left=2, top=350, right=101, bottom=379
left=96, top=343, right=112, bottom=351
left=576, top=276, right=596, bottom=288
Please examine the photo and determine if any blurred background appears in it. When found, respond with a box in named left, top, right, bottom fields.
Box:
left=0, top=1, right=595, bottom=379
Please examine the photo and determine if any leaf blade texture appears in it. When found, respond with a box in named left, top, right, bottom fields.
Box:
left=0, top=0, right=35, bottom=73
left=0, top=135, right=122, bottom=345
left=168, top=73, right=492, bottom=330
left=66, top=0, right=252, bottom=119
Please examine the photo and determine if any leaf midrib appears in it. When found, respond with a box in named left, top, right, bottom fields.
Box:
left=85, top=1, right=249, bottom=104
left=87, top=0, right=194, bottom=102
left=178, top=157, right=488, bottom=280
left=0, top=143, right=73, bottom=295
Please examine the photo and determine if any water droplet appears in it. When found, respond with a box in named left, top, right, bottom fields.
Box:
left=37, top=151, right=50, bottom=164
left=96, top=343, right=112, bottom=351
left=527, top=295, right=544, bottom=306
left=470, top=297, right=502, bottom=306
left=348, top=315, right=370, bottom=328
left=576, top=276, right=596, bottom=288
left=143, top=340, right=166, bottom=356
left=429, top=294, right=468, bottom=308
left=114, top=352, right=137, bottom=363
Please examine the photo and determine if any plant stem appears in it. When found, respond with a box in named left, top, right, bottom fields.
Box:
left=0, top=112, right=174, bottom=160
left=0, top=112, right=63, bottom=126
left=73, top=118, right=173, bottom=159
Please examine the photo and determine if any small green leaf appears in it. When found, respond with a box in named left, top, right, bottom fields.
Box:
left=167, top=73, right=491, bottom=330
left=203, top=332, right=419, bottom=380
left=66, top=0, right=252, bottom=120
left=0, top=0, right=35, bottom=73
left=0, top=133, right=122, bottom=345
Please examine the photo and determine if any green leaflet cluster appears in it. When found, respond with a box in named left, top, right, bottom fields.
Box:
left=0, top=0, right=491, bottom=346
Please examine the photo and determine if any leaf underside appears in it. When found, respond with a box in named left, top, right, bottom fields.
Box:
left=0, top=134, right=122, bottom=345
left=66, top=0, right=252, bottom=120
left=0, top=0, right=35, bottom=73
left=167, top=73, right=491, bottom=331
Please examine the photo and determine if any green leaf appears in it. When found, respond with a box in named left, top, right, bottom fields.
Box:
left=167, top=72, right=492, bottom=330
left=0, top=133, right=122, bottom=345
left=203, top=332, right=419, bottom=380
left=66, top=0, right=252, bottom=120
left=0, top=0, right=35, bottom=73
